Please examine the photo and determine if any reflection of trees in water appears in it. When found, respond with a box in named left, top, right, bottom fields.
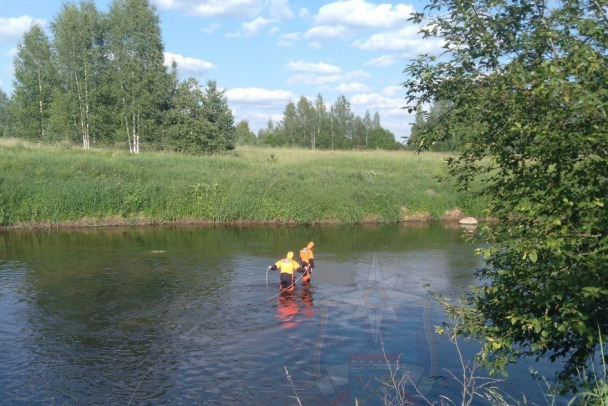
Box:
left=0, top=224, right=478, bottom=403
left=3, top=227, right=238, bottom=403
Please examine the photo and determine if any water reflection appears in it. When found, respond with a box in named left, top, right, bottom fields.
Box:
left=274, top=287, right=316, bottom=330
left=0, top=224, right=553, bottom=405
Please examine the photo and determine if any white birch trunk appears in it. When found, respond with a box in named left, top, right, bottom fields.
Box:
left=74, top=71, right=89, bottom=149
left=83, top=63, right=91, bottom=147
left=36, top=68, right=45, bottom=139
left=125, top=116, right=133, bottom=153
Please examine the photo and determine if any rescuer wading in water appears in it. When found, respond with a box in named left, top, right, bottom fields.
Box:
left=267, top=251, right=302, bottom=291
left=299, top=241, right=315, bottom=284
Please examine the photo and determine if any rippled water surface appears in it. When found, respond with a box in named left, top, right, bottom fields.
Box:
left=0, top=224, right=556, bottom=405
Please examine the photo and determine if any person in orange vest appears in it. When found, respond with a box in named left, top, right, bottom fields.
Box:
left=299, top=241, right=315, bottom=284
left=268, top=251, right=302, bottom=291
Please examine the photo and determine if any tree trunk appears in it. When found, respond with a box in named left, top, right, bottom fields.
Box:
left=74, top=70, right=89, bottom=149
left=36, top=68, right=45, bottom=139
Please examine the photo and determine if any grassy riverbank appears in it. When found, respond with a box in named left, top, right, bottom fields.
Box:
left=0, top=138, right=487, bottom=228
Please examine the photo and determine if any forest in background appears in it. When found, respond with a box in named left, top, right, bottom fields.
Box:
left=0, top=0, right=404, bottom=154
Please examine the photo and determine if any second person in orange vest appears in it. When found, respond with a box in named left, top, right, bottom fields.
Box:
left=268, top=251, right=302, bottom=291
left=299, top=241, right=315, bottom=284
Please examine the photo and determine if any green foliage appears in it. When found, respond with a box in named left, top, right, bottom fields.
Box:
left=12, top=23, right=57, bottom=140
left=0, top=90, right=15, bottom=138
left=258, top=93, right=399, bottom=150
left=235, top=120, right=256, bottom=146
left=51, top=0, right=103, bottom=148
left=161, top=77, right=236, bottom=154
left=201, top=80, right=236, bottom=152
left=368, top=128, right=401, bottom=150
left=8, top=0, right=234, bottom=155
left=0, top=178, right=12, bottom=225
left=0, top=140, right=487, bottom=226
left=404, top=0, right=608, bottom=392
left=406, top=100, right=478, bottom=152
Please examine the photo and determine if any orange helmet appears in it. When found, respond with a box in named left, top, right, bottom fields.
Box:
left=307, top=241, right=315, bottom=248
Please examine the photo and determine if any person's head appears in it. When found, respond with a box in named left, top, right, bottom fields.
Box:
left=307, top=241, right=315, bottom=249
left=287, top=251, right=294, bottom=259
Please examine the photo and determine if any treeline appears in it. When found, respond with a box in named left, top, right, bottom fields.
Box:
left=0, top=0, right=235, bottom=154
left=238, top=94, right=402, bottom=150
left=0, top=0, right=402, bottom=154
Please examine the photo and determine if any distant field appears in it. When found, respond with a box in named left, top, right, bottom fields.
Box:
left=0, top=138, right=487, bottom=228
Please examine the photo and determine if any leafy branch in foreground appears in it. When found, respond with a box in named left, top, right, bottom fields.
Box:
left=403, top=0, right=608, bottom=393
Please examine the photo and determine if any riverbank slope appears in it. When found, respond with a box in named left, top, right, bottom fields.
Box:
left=0, top=138, right=487, bottom=228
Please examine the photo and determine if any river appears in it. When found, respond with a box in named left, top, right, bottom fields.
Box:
left=0, top=224, right=559, bottom=405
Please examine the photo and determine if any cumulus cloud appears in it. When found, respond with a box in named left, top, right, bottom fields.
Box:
left=0, top=16, right=46, bottom=42
left=335, top=82, right=370, bottom=92
left=381, top=85, right=403, bottom=97
left=155, top=0, right=293, bottom=20
left=201, top=23, right=221, bottom=34
left=226, top=87, right=294, bottom=103
left=286, top=60, right=341, bottom=74
left=267, top=0, right=294, bottom=19
left=154, top=0, right=263, bottom=19
left=305, top=24, right=351, bottom=41
left=365, top=54, right=399, bottom=67
left=287, top=69, right=369, bottom=86
left=314, top=0, right=414, bottom=30
left=242, top=17, right=275, bottom=36
left=350, top=92, right=404, bottom=114
left=278, top=32, right=300, bottom=47
left=308, top=41, right=323, bottom=50
left=352, top=26, right=444, bottom=55
left=164, top=52, right=215, bottom=76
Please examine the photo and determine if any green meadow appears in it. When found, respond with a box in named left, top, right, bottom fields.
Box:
left=0, top=138, right=487, bottom=227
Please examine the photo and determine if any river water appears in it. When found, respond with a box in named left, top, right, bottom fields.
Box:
left=0, top=224, right=558, bottom=405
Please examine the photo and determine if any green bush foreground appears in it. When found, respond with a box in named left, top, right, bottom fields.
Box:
left=0, top=138, right=487, bottom=227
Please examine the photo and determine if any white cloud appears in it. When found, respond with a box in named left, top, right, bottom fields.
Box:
left=365, top=54, right=399, bottom=67
left=287, top=70, right=369, bottom=86
left=164, top=52, right=215, bottom=76
left=201, top=23, right=221, bottom=34
left=286, top=61, right=341, bottom=74
left=267, top=0, right=294, bottom=19
left=278, top=32, right=300, bottom=47
left=226, top=87, right=293, bottom=103
left=314, top=0, right=414, bottom=30
left=242, top=17, right=275, bottom=36
left=381, top=85, right=403, bottom=97
left=352, top=26, right=444, bottom=54
left=350, top=92, right=404, bottom=114
left=305, top=25, right=351, bottom=41
left=308, top=41, right=323, bottom=50
left=0, top=16, right=46, bottom=42
left=298, top=8, right=310, bottom=19
left=335, top=82, right=370, bottom=92
left=154, top=0, right=293, bottom=20
left=155, top=0, right=263, bottom=19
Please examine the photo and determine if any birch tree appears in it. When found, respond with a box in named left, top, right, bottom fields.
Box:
left=13, top=23, right=56, bottom=140
left=51, top=1, right=103, bottom=149
left=296, top=96, right=314, bottom=148
left=313, top=93, right=326, bottom=150
left=107, top=0, right=168, bottom=153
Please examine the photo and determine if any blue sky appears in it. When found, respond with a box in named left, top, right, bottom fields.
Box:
left=0, top=0, right=442, bottom=140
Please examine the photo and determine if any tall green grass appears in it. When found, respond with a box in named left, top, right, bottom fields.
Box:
left=0, top=138, right=488, bottom=227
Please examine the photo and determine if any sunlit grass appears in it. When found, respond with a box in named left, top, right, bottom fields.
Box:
left=0, top=139, right=488, bottom=227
